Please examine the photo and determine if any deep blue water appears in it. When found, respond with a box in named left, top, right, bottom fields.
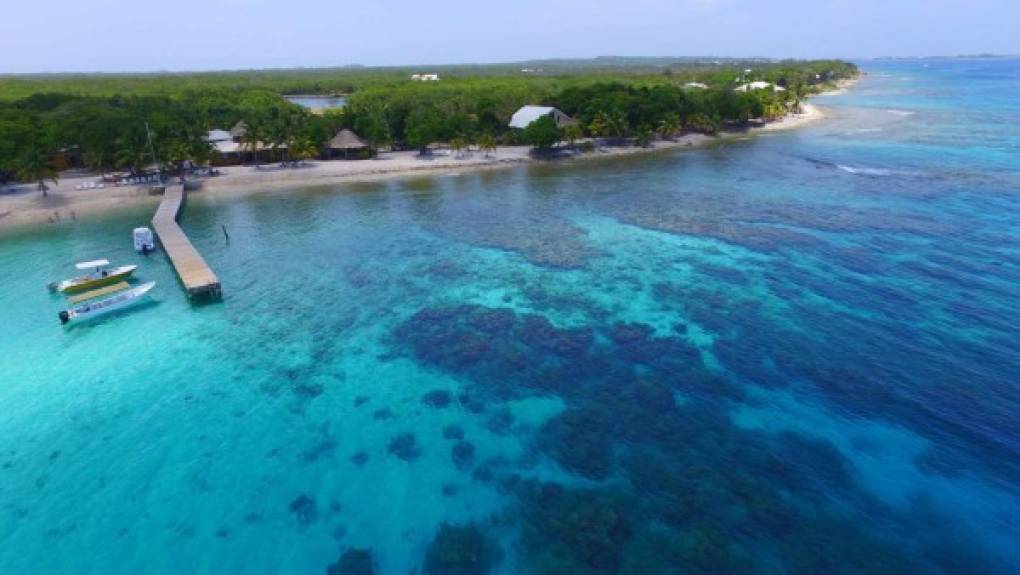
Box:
left=1, top=59, right=1019, bottom=574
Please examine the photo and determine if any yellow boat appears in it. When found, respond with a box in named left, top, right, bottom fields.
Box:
left=48, top=259, right=138, bottom=294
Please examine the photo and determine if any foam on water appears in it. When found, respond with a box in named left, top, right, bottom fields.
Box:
left=836, top=164, right=895, bottom=176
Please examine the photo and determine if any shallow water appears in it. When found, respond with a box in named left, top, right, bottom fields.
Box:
left=2, top=59, right=1019, bottom=574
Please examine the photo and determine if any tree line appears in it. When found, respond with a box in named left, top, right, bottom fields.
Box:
left=0, top=60, right=857, bottom=190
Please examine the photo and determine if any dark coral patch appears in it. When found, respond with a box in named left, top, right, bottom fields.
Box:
left=443, top=425, right=465, bottom=440
left=327, top=547, right=375, bottom=575
left=302, top=438, right=338, bottom=463
left=539, top=406, right=614, bottom=480
left=289, top=494, right=318, bottom=527
left=457, top=392, right=486, bottom=413
left=422, top=390, right=453, bottom=408
left=293, top=381, right=324, bottom=399
left=451, top=441, right=476, bottom=470
left=484, top=407, right=515, bottom=435
left=519, top=482, right=632, bottom=572
left=388, top=433, right=422, bottom=461
left=425, top=523, right=500, bottom=575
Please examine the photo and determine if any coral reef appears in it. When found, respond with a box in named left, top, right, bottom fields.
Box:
left=289, top=494, right=317, bottom=527
left=388, top=433, right=422, bottom=461
left=326, top=548, right=375, bottom=575
left=424, top=523, right=500, bottom=575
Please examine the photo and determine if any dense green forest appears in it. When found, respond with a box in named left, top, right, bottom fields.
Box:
left=0, top=59, right=857, bottom=187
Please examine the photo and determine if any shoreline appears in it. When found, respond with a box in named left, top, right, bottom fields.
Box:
left=0, top=86, right=848, bottom=232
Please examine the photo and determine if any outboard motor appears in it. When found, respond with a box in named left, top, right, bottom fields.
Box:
left=47, top=281, right=58, bottom=293
left=58, top=310, right=70, bottom=325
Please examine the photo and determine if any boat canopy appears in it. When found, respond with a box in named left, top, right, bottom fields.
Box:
left=76, top=259, right=110, bottom=269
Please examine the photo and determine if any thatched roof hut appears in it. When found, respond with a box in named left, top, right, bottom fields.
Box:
left=328, top=129, right=368, bottom=150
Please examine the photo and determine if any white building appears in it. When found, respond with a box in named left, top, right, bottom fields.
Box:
left=411, top=73, right=440, bottom=81
left=735, top=81, right=786, bottom=93
left=509, top=106, right=575, bottom=129
left=684, top=82, right=708, bottom=89
left=206, top=129, right=240, bottom=154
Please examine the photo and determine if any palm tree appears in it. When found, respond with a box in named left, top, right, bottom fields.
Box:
left=563, top=123, right=584, bottom=147
left=589, top=111, right=627, bottom=141
left=114, top=132, right=149, bottom=174
left=191, top=141, right=216, bottom=171
left=450, top=137, right=467, bottom=159
left=634, top=128, right=654, bottom=148
left=165, top=140, right=192, bottom=175
left=477, top=134, right=497, bottom=158
left=657, top=115, right=681, bottom=140
left=288, top=137, right=318, bottom=165
left=17, top=147, right=58, bottom=196
left=240, top=122, right=263, bottom=167
left=83, top=149, right=107, bottom=178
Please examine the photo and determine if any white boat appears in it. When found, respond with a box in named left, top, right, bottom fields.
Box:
left=133, top=227, right=156, bottom=253
left=58, top=281, right=155, bottom=324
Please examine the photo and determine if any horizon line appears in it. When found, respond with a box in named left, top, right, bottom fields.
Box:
left=1, top=53, right=1016, bottom=77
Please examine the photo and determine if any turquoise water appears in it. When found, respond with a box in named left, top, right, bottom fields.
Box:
left=2, top=59, right=1019, bottom=574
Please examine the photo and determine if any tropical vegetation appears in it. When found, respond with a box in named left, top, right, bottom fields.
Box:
left=0, top=59, right=858, bottom=185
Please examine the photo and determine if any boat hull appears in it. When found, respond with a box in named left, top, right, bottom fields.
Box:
left=60, top=281, right=155, bottom=324
left=59, top=265, right=137, bottom=294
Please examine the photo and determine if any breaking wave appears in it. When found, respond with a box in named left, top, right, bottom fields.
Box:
left=837, top=165, right=894, bottom=176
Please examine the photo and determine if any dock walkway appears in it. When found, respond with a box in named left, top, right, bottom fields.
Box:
left=152, top=184, right=221, bottom=299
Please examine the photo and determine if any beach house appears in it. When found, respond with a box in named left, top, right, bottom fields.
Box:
left=509, top=106, right=575, bottom=129
left=735, top=81, right=786, bottom=93
left=206, top=129, right=241, bottom=163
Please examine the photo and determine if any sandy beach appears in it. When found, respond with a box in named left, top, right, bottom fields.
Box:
left=0, top=102, right=831, bottom=232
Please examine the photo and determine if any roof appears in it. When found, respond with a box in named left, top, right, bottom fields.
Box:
left=76, top=259, right=109, bottom=269
left=684, top=82, right=708, bottom=89
left=236, top=141, right=285, bottom=152
left=328, top=129, right=368, bottom=149
left=509, top=106, right=557, bottom=129
left=206, top=129, right=232, bottom=142
left=213, top=140, right=241, bottom=154
left=735, top=81, right=785, bottom=93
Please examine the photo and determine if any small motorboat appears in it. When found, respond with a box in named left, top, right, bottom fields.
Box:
left=133, top=227, right=156, bottom=253
left=47, top=259, right=137, bottom=294
left=58, top=281, right=155, bottom=324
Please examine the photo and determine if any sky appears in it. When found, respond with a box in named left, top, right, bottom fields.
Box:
left=1, top=0, right=1017, bottom=73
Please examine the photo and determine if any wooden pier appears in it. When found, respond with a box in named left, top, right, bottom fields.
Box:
left=152, top=183, right=222, bottom=300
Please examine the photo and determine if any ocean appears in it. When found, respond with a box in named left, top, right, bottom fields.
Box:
left=1, top=59, right=1018, bottom=574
